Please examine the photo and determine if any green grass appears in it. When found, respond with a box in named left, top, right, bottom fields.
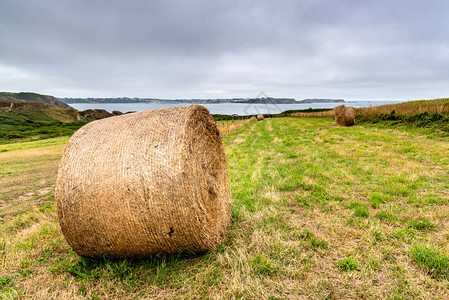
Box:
left=0, top=97, right=83, bottom=143
left=408, top=219, right=435, bottom=231
left=336, top=257, right=361, bottom=271
left=0, top=92, right=50, bottom=103
left=348, top=201, right=370, bottom=218
left=409, top=245, right=449, bottom=279
left=357, top=111, right=449, bottom=137
left=369, top=193, right=389, bottom=208
left=1, top=117, right=449, bottom=298
left=0, top=111, right=86, bottom=144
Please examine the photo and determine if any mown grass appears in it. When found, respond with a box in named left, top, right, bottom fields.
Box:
left=1, top=117, right=449, bottom=298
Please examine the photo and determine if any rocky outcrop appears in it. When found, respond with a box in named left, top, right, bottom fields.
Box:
left=78, top=109, right=116, bottom=121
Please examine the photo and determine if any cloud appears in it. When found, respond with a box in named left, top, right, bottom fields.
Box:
left=0, top=0, right=448, bottom=99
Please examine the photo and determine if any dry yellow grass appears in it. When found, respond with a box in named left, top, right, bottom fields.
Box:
left=216, top=117, right=256, bottom=136
left=290, top=110, right=333, bottom=118
left=290, top=98, right=449, bottom=119
left=356, top=98, right=449, bottom=116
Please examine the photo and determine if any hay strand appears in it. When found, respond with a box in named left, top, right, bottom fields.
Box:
left=55, top=105, right=232, bottom=258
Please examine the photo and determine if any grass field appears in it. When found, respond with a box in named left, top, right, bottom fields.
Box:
left=1, top=117, right=449, bottom=299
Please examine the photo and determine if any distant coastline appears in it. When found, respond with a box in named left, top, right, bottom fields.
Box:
left=69, top=100, right=404, bottom=116
left=60, top=97, right=345, bottom=105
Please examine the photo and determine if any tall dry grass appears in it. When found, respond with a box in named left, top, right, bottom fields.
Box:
left=356, top=98, right=449, bottom=116
left=290, top=98, right=449, bottom=118
left=290, top=110, right=333, bottom=118
left=217, top=117, right=256, bottom=136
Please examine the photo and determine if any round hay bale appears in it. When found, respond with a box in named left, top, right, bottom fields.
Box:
left=55, top=105, right=232, bottom=258
left=344, top=106, right=355, bottom=126
left=256, top=114, right=264, bottom=121
left=333, top=105, right=355, bottom=126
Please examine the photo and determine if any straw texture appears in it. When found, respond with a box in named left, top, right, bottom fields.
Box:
left=55, top=105, right=231, bottom=258
left=256, top=114, right=265, bottom=121
left=333, top=105, right=355, bottom=126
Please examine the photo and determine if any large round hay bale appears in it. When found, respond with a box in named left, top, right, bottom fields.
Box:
left=333, top=105, right=355, bottom=126
left=55, top=105, right=232, bottom=258
left=344, top=106, right=355, bottom=126
left=256, top=114, right=264, bottom=121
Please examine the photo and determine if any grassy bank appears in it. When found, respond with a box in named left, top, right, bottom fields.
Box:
left=0, top=113, right=86, bottom=144
left=1, top=118, right=449, bottom=298
left=0, top=104, right=85, bottom=144
left=357, top=111, right=449, bottom=137
left=289, top=98, right=449, bottom=119
left=356, top=98, right=449, bottom=116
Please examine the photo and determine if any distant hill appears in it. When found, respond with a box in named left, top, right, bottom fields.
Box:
left=0, top=99, right=79, bottom=123
left=0, top=99, right=87, bottom=143
left=0, top=92, right=125, bottom=143
left=0, top=92, right=74, bottom=109
left=60, top=96, right=345, bottom=104
left=60, top=96, right=298, bottom=104
left=298, top=99, right=345, bottom=103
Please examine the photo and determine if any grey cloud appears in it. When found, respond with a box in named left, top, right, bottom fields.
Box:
left=0, top=0, right=448, bottom=99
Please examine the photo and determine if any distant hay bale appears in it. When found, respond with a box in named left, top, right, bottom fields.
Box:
left=256, top=114, right=264, bottom=121
left=333, top=105, right=355, bottom=126
left=55, top=105, right=232, bottom=258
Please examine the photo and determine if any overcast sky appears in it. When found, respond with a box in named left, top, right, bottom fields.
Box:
left=1, top=0, right=448, bottom=100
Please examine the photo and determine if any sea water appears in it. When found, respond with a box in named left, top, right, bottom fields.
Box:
left=70, top=100, right=404, bottom=116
